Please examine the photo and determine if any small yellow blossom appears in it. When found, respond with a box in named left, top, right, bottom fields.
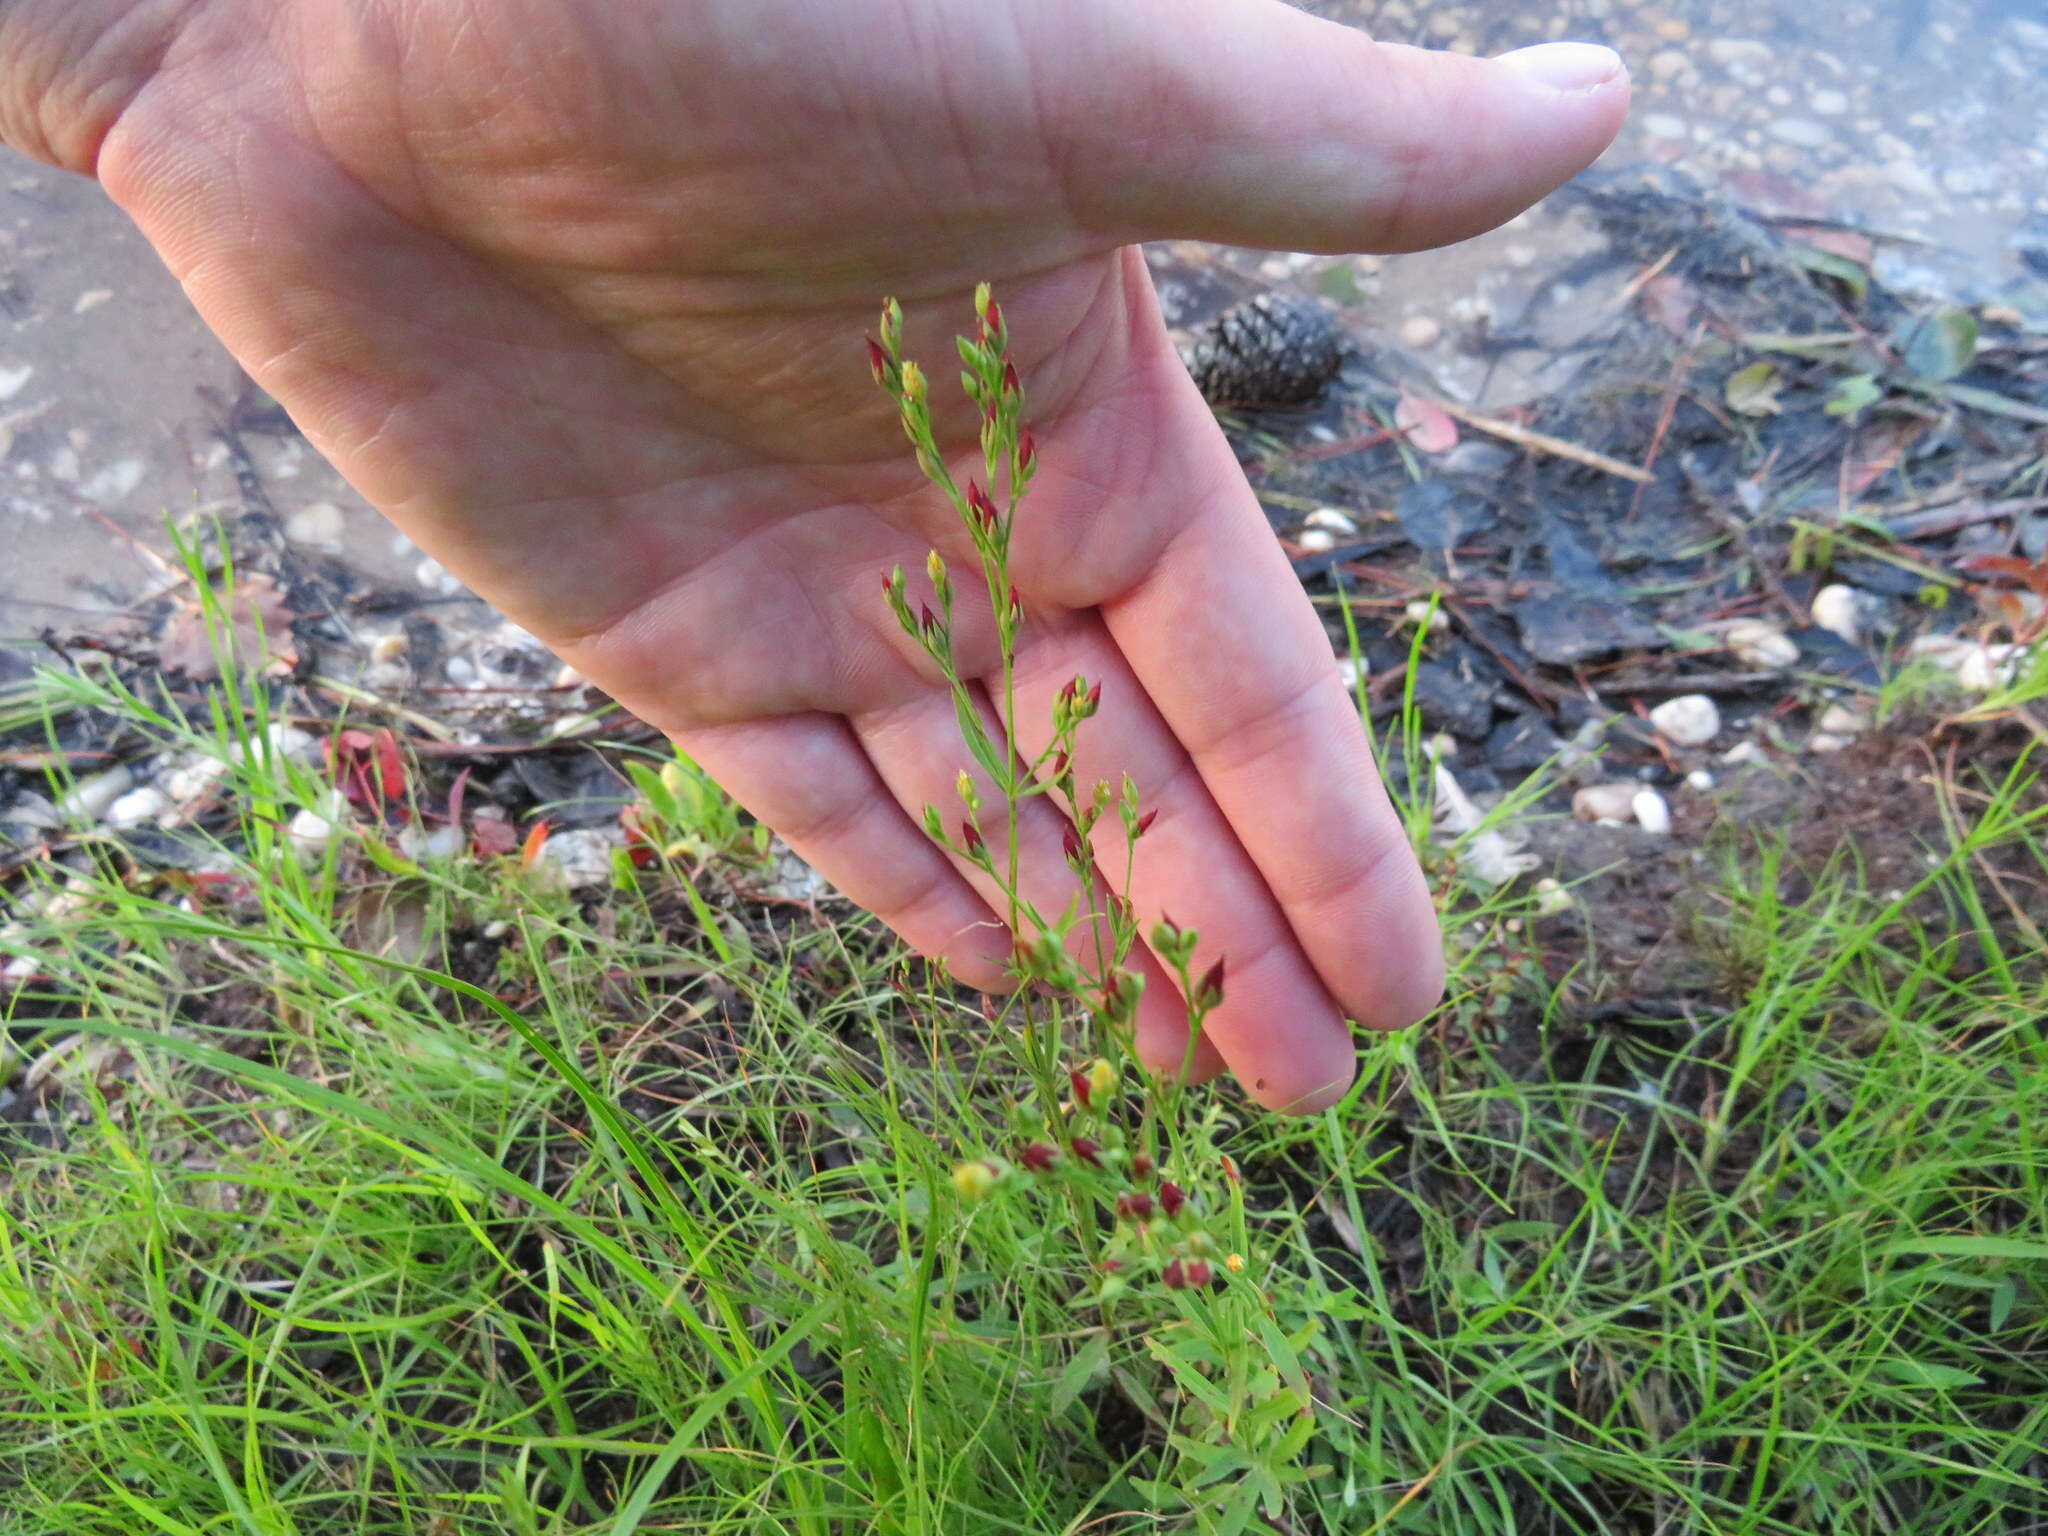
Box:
left=1084, top=1058, right=1117, bottom=1106
left=898, top=359, right=927, bottom=403
left=951, top=1160, right=1000, bottom=1201
left=1226, top=1253, right=1245, bottom=1274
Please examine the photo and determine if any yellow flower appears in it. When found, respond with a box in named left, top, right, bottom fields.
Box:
left=1085, top=1058, right=1117, bottom=1106
left=951, top=1160, right=1000, bottom=1201
left=1226, top=1252, right=1245, bottom=1274
left=898, top=359, right=927, bottom=403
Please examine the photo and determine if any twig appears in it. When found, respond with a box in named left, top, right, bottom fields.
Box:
left=1883, top=496, right=2048, bottom=541
left=1423, top=397, right=1653, bottom=483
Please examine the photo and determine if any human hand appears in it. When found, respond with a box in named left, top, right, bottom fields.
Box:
left=1, top=0, right=1627, bottom=1110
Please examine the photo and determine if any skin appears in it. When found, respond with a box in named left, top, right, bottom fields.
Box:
left=0, top=0, right=1628, bottom=1111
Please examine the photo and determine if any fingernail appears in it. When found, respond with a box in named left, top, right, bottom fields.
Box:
left=1495, top=41, right=1625, bottom=94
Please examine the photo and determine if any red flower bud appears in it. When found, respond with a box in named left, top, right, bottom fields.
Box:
left=865, top=337, right=889, bottom=384
left=1007, top=582, right=1023, bottom=621
left=985, top=300, right=1004, bottom=338
left=961, top=821, right=984, bottom=856
left=1184, top=1258, right=1213, bottom=1288
left=1071, top=1136, right=1102, bottom=1167
left=1131, top=1152, right=1154, bottom=1181
left=1020, top=1141, right=1058, bottom=1173
left=1061, top=824, right=1083, bottom=864
left=920, top=603, right=937, bottom=633
left=1084, top=681, right=1103, bottom=714
left=1124, top=1190, right=1154, bottom=1221
left=1050, top=750, right=1070, bottom=779
left=1161, top=1259, right=1187, bottom=1291
left=1018, top=431, right=1036, bottom=473
left=1058, top=676, right=1078, bottom=705
left=1219, top=1154, right=1239, bottom=1185
left=1158, top=1180, right=1185, bottom=1218
left=1002, top=360, right=1021, bottom=397
left=1195, top=955, right=1226, bottom=1010
left=1069, top=1068, right=1091, bottom=1108
left=1135, top=809, right=1158, bottom=837
left=967, top=479, right=999, bottom=529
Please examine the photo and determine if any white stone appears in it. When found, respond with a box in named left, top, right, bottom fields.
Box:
left=161, top=753, right=230, bottom=802
left=1642, top=113, right=1688, bottom=141
left=58, top=765, right=135, bottom=821
left=1398, top=314, right=1442, bottom=348
left=1648, top=694, right=1721, bottom=746
left=1810, top=583, right=1871, bottom=644
left=1649, top=48, right=1691, bottom=80
left=287, top=807, right=337, bottom=855
left=284, top=500, right=346, bottom=549
left=537, top=828, right=623, bottom=890
left=1404, top=600, right=1449, bottom=632
left=1810, top=89, right=1849, bottom=116
left=1816, top=700, right=1871, bottom=736
left=1336, top=657, right=1366, bottom=691
left=1533, top=877, right=1572, bottom=916
left=1726, top=619, right=1799, bottom=670
left=369, top=632, right=408, bottom=664
left=1720, top=740, right=1767, bottom=766
left=1572, top=782, right=1639, bottom=825
left=1909, top=635, right=2027, bottom=692
left=104, top=786, right=169, bottom=829
left=233, top=722, right=318, bottom=765
left=1296, top=527, right=1336, bottom=553
left=1705, top=38, right=1772, bottom=65
left=1685, top=768, right=1716, bottom=791
left=1807, top=732, right=1854, bottom=755
left=0, top=363, right=32, bottom=401
left=1631, top=788, right=1673, bottom=835
left=1304, top=506, right=1359, bottom=536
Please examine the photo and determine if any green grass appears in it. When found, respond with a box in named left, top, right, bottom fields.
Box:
left=3, top=645, right=2048, bottom=1534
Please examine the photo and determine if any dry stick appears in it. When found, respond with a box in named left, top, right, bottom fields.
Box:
left=1424, top=397, right=1653, bottom=484
left=1882, top=496, right=2048, bottom=541
left=1627, top=320, right=1707, bottom=522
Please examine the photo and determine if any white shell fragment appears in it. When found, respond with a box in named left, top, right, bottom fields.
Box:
left=1648, top=693, right=1721, bottom=746
left=1295, top=527, right=1338, bottom=553
left=58, top=766, right=135, bottom=821
left=1533, top=877, right=1572, bottom=916
left=1810, top=584, right=1878, bottom=645
left=1304, top=506, right=1359, bottom=536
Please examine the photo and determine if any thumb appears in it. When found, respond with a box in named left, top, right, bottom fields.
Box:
left=1052, top=0, right=1629, bottom=253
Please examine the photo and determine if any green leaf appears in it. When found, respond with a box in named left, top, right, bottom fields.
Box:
left=1792, top=246, right=1870, bottom=302
left=1892, top=308, right=1978, bottom=382
left=1873, top=1359, right=1983, bottom=1391
left=1825, top=372, right=1883, bottom=419
left=1725, top=361, right=1783, bottom=417
left=1881, top=1236, right=2048, bottom=1261
left=1991, top=1278, right=2019, bottom=1332
left=1050, top=1332, right=1111, bottom=1415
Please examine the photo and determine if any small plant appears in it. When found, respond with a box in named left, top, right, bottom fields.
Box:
left=870, top=289, right=1336, bottom=1528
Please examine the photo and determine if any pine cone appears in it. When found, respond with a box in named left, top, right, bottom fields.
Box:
left=1181, top=292, right=1348, bottom=409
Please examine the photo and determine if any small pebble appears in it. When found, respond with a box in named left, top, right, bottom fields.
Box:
left=1685, top=768, right=1716, bottom=792
left=1404, top=600, right=1450, bottom=632
left=1631, top=788, right=1673, bottom=836
left=287, top=807, right=337, bottom=856
left=1648, top=48, right=1691, bottom=80
left=161, top=754, right=230, bottom=802
left=1304, top=506, right=1359, bottom=535
left=1816, top=700, right=1871, bottom=736
left=1809, top=583, right=1870, bottom=644
left=1719, top=740, right=1767, bottom=766
left=370, top=632, right=408, bottom=664
left=283, top=501, right=346, bottom=549
left=1398, top=314, right=1442, bottom=348
left=1642, top=113, right=1688, bottom=141
left=1533, top=877, right=1572, bottom=917
left=537, top=828, right=625, bottom=891
left=1726, top=619, right=1799, bottom=671
left=58, top=766, right=135, bottom=821
left=1296, top=527, right=1337, bottom=553
left=1648, top=693, right=1721, bottom=746
left=1768, top=117, right=1831, bottom=149
left=1572, top=782, right=1639, bottom=825
left=104, top=786, right=169, bottom=829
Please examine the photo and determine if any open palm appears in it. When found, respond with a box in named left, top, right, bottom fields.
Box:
left=4, top=0, right=1627, bottom=1108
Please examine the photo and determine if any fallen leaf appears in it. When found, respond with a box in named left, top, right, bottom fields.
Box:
left=1395, top=387, right=1459, bottom=454
left=158, top=574, right=297, bottom=680
left=1724, top=361, right=1782, bottom=417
